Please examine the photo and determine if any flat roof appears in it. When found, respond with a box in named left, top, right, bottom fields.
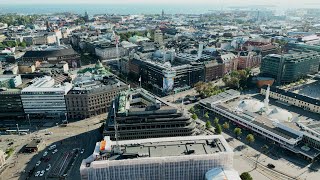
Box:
left=109, top=135, right=231, bottom=160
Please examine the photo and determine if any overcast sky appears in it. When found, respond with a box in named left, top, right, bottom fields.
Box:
left=1, top=0, right=320, bottom=7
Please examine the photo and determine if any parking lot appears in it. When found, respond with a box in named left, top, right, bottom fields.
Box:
left=0, top=114, right=104, bottom=180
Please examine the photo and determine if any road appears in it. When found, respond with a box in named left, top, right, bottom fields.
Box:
left=0, top=114, right=105, bottom=180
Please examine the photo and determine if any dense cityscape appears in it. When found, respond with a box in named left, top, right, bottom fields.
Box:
left=0, top=1, right=320, bottom=180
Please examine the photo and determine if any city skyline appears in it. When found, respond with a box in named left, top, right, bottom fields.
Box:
left=1, top=0, right=320, bottom=7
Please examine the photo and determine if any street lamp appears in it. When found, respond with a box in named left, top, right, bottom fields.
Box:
left=27, top=114, right=31, bottom=127
left=16, top=124, right=20, bottom=135
left=65, top=112, right=68, bottom=124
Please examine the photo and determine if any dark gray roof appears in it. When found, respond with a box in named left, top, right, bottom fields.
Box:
left=23, top=48, right=78, bottom=58
left=262, top=86, right=319, bottom=106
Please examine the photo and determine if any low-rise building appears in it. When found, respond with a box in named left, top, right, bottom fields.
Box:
left=0, top=75, right=22, bottom=88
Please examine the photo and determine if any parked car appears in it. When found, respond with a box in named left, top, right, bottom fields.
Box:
left=40, top=170, right=45, bottom=177
left=80, top=149, right=85, bottom=154
left=35, top=171, right=40, bottom=177
left=45, top=132, right=53, bottom=135
left=43, top=151, right=48, bottom=157
left=267, top=163, right=275, bottom=169
left=46, top=164, right=51, bottom=171
left=36, top=161, right=41, bottom=166
left=48, top=144, right=56, bottom=150
left=52, top=149, right=58, bottom=154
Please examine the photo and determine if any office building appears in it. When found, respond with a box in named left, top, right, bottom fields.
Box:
left=104, top=88, right=196, bottom=140
left=0, top=88, right=24, bottom=118
left=21, top=76, right=72, bottom=118
left=260, top=51, right=320, bottom=83
left=0, top=75, right=22, bottom=88
left=65, top=74, right=128, bottom=120
left=80, top=135, right=234, bottom=180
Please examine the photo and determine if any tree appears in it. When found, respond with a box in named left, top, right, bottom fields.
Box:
left=205, top=120, right=212, bottom=129
left=215, top=124, right=222, bottom=134
left=191, top=113, right=198, bottom=120
left=246, top=134, right=255, bottom=144
left=189, top=107, right=195, bottom=114
left=234, top=127, right=242, bottom=137
left=222, top=122, right=230, bottom=130
left=19, top=41, right=27, bottom=48
left=204, top=112, right=209, bottom=120
left=213, top=117, right=219, bottom=125
left=240, top=172, right=253, bottom=180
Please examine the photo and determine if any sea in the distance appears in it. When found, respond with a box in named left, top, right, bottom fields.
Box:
left=0, top=4, right=223, bottom=15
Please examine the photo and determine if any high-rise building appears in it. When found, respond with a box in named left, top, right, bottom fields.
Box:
left=103, top=88, right=196, bottom=140
left=80, top=135, right=235, bottom=180
left=260, top=51, right=320, bottom=83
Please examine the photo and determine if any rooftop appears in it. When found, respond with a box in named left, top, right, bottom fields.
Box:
left=88, top=135, right=231, bottom=163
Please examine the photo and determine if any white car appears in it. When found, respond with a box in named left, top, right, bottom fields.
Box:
left=45, top=132, right=53, bottom=135
left=80, top=149, right=85, bottom=154
left=52, top=149, right=58, bottom=154
left=46, top=164, right=51, bottom=171
left=48, top=144, right=56, bottom=150
left=36, top=161, right=41, bottom=166
left=40, top=170, right=45, bottom=177
left=35, top=171, right=40, bottom=177
left=43, top=151, right=48, bottom=157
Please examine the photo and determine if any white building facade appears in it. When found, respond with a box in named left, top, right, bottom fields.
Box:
left=21, top=76, right=72, bottom=117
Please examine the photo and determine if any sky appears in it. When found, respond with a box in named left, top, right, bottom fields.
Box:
left=0, top=0, right=319, bottom=9
left=0, top=0, right=319, bottom=6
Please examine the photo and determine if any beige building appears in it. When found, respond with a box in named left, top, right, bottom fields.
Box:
left=260, top=86, right=320, bottom=114
left=154, top=29, right=164, bottom=45
left=18, top=62, right=36, bottom=73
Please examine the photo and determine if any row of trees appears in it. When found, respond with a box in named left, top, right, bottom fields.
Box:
left=222, top=69, right=251, bottom=89
left=0, top=41, right=27, bottom=48
left=190, top=107, right=255, bottom=144
left=194, top=81, right=224, bottom=98
left=0, top=14, right=40, bottom=26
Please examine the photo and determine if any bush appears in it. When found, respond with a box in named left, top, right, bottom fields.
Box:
left=240, top=172, right=253, bottom=180
left=5, top=147, right=15, bottom=158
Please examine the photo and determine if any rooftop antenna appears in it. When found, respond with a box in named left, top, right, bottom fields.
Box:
left=113, top=101, right=121, bottom=154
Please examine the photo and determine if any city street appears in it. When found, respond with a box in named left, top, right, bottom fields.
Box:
left=0, top=114, right=105, bottom=180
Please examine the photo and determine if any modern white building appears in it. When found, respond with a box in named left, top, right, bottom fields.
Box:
left=80, top=135, right=235, bottom=180
left=200, top=89, right=320, bottom=161
left=21, top=76, right=72, bottom=117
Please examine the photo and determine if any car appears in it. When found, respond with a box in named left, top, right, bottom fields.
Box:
left=80, top=149, right=85, bottom=154
left=48, top=144, right=56, bottom=150
left=46, top=164, right=51, bottom=171
left=36, top=161, right=41, bottom=166
left=8, top=142, right=13, bottom=146
left=267, top=163, right=275, bottom=169
left=237, top=136, right=241, bottom=140
left=43, top=151, right=48, bottom=157
left=20, top=132, right=28, bottom=135
left=45, top=132, right=53, bottom=135
left=52, top=149, right=58, bottom=154
left=40, top=170, right=45, bottom=177
left=35, top=171, right=40, bottom=177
